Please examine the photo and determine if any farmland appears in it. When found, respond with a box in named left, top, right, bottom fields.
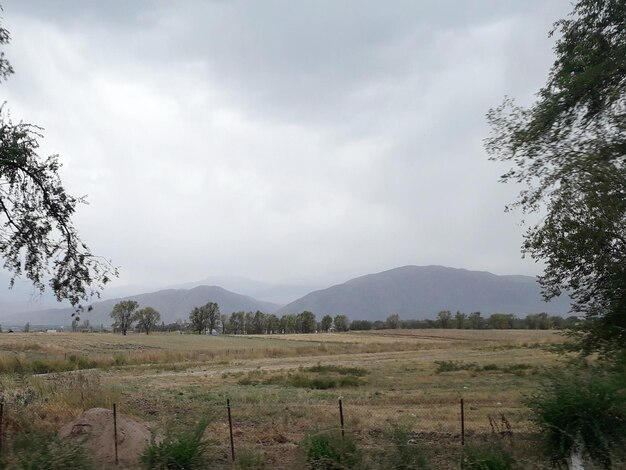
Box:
left=0, top=329, right=570, bottom=468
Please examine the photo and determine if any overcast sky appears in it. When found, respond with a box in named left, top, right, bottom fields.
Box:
left=1, top=0, right=573, bottom=290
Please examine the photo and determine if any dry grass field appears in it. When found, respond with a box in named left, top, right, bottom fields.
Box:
left=0, top=329, right=570, bottom=468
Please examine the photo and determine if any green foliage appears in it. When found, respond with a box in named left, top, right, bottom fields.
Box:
left=1, top=432, right=92, bottom=469
left=133, top=306, right=161, bottom=335
left=435, top=361, right=480, bottom=373
left=112, top=354, right=128, bottom=366
left=68, top=354, right=97, bottom=370
left=305, top=364, right=368, bottom=376
left=435, top=361, right=534, bottom=376
left=527, top=364, right=626, bottom=468
left=486, top=0, right=626, bottom=357
left=297, top=311, right=317, bottom=333
left=110, top=300, right=139, bottom=335
left=487, top=314, right=514, bottom=330
left=236, top=448, right=267, bottom=469
left=386, top=314, right=401, bottom=329
left=386, top=424, right=430, bottom=469
left=142, top=419, right=213, bottom=470
left=333, top=315, right=350, bottom=332
left=189, top=302, right=221, bottom=335
left=250, top=366, right=367, bottom=389
left=320, top=315, right=333, bottom=333
left=437, top=310, right=452, bottom=328
left=462, top=443, right=515, bottom=470
left=303, top=431, right=362, bottom=469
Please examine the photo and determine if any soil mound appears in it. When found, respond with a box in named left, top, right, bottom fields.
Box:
left=58, top=407, right=150, bottom=468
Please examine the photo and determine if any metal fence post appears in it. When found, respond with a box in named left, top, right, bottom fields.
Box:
left=338, top=397, right=345, bottom=437
left=460, top=398, right=465, bottom=446
left=0, top=402, right=4, bottom=456
left=227, top=399, right=235, bottom=460
left=113, top=403, right=119, bottom=465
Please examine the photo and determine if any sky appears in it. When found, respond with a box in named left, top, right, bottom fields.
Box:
left=0, top=0, right=573, bottom=292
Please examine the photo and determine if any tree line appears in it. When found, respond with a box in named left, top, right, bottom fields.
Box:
left=353, top=311, right=580, bottom=331
left=107, top=300, right=580, bottom=335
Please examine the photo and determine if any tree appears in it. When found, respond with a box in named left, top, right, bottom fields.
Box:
left=297, top=311, right=317, bottom=333
left=266, top=314, right=280, bottom=334
left=468, top=312, right=483, bottom=329
left=0, top=17, right=116, bottom=311
left=280, top=313, right=297, bottom=334
left=486, top=0, right=626, bottom=357
left=244, top=311, right=254, bottom=334
left=188, top=303, right=219, bottom=335
left=79, top=319, right=91, bottom=332
left=350, top=320, right=372, bottom=331
left=527, top=312, right=552, bottom=330
left=110, top=300, right=139, bottom=335
left=487, top=313, right=515, bottom=330
left=320, top=315, right=333, bottom=332
left=437, top=310, right=452, bottom=329
left=455, top=311, right=466, bottom=329
left=230, top=311, right=245, bottom=334
left=528, top=366, right=626, bottom=468
left=23, top=321, right=30, bottom=332
left=334, top=314, right=350, bottom=332
left=133, top=307, right=161, bottom=335
left=386, top=314, right=401, bottom=329
left=251, top=310, right=266, bottom=334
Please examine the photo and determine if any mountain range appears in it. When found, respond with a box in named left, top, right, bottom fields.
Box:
left=0, top=265, right=571, bottom=326
left=278, top=265, right=571, bottom=320
left=0, top=286, right=280, bottom=327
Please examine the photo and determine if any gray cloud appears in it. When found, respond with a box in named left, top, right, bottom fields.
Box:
left=1, top=0, right=570, bottom=291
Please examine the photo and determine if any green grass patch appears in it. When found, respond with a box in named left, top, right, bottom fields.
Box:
left=305, top=364, right=368, bottom=376
left=435, top=361, right=536, bottom=376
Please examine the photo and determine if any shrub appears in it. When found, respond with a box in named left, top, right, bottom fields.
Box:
left=386, top=424, right=430, bottom=469
left=142, top=419, right=213, bottom=469
left=435, top=361, right=479, bottom=373
left=527, top=365, right=626, bottom=468
left=236, top=448, right=267, bottom=469
left=309, top=377, right=338, bottom=389
left=31, top=360, right=53, bottom=375
left=112, top=354, right=128, bottom=366
left=303, top=431, right=361, bottom=469
left=462, top=443, right=515, bottom=470
left=306, top=364, right=368, bottom=376
left=338, top=376, right=364, bottom=387
left=1, top=432, right=92, bottom=469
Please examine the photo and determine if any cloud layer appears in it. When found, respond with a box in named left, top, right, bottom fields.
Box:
left=1, top=0, right=571, bottom=288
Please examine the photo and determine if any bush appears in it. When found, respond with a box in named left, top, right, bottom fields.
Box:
left=236, top=448, right=267, bottom=469
left=462, top=443, right=515, bottom=470
left=1, top=433, right=92, bottom=469
left=386, top=424, right=430, bottom=469
left=303, top=431, right=362, bottom=469
left=112, top=354, right=128, bottom=366
left=527, top=364, right=626, bottom=469
left=306, top=364, right=368, bottom=376
left=31, top=359, right=53, bottom=374
left=309, top=377, right=338, bottom=389
left=142, top=419, right=213, bottom=469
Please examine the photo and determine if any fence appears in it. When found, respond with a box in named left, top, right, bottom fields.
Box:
left=202, top=397, right=540, bottom=469
left=0, top=396, right=544, bottom=469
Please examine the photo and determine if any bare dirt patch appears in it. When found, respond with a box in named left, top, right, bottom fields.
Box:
left=58, top=407, right=150, bottom=468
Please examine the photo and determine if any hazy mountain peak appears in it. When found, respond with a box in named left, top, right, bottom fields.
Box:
left=279, top=265, right=569, bottom=319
